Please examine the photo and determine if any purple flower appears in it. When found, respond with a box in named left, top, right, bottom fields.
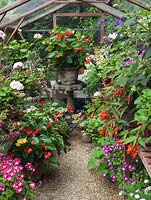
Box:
left=115, top=19, right=123, bottom=27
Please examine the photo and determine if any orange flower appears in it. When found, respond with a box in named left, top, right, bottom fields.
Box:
left=117, top=138, right=123, bottom=144
left=100, top=111, right=110, bottom=120
left=98, top=129, right=106, bottom=136
left=126, top=143, right=138, bottom=158
left=56, top=33, right=63, bottom=40
left=113, top=128, right=118, bottom=135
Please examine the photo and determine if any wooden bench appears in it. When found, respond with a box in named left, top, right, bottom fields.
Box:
left=138, top=146, right=151, bottom=178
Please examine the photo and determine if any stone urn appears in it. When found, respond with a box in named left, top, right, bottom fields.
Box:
left=58, top=67, right=79, bottom=85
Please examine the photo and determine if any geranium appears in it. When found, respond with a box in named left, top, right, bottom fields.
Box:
left=43, top=26, right=91, bottom=71
left=10, top=80, right=24, bottom=90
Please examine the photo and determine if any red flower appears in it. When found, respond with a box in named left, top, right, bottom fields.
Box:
left=49, top=31, right=54, bottom=35
left=24, top=148, right=33, bottom=154
left=99, top=111, right=110, bottom=120
left=84, top=58, right=91, bottom=65
left=46, top=123, right=51, bottom=129
left=31, top=141, right=35, bottom=145
left=44, top=151, right=52, bottom=159
left=65, top=30, right=73, bottom=36
left=56, top=111, right=61, bottom=117
left=83, top=36, right=89, bottom=42
left=39, top=100, right=46, bottom=105
left=67, top=106, right=73, bottom=112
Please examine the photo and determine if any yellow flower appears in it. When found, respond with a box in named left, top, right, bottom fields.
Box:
left=16, top=138, right=27, bottom=146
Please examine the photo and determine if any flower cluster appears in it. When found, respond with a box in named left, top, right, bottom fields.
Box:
left=0, top=154, right=35, bottom=199
left=44, top=26, right=90, bottom=71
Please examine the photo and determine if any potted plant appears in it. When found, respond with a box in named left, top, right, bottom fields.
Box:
left=43, top=26, right=90, bottom=85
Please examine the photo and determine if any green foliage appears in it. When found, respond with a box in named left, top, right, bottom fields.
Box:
left=2, top=40, right=31, bottom=66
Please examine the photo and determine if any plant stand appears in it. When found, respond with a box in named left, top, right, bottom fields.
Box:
left=55, top=81, right=85, bottom=112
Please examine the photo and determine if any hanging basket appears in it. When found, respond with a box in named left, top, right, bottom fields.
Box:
left=58, top=67, right=79, bottom=85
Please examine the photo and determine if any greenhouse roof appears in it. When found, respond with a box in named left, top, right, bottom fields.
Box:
left=0, top=0, right=151, bottom=30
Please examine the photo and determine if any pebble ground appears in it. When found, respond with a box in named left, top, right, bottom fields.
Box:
left=35, top=128, right=124, bottom=200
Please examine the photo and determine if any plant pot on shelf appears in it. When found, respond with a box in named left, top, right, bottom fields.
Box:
left=58, top=67, right=79, bottom=85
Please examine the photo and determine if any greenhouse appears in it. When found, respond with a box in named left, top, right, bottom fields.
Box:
left=0, top=0, right=151, bottom=199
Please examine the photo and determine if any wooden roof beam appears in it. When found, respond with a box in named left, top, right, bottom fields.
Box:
left=89, top=2, right=127, bottom=18
left=0, top=0, right=58, bottom=29
left=0, top=0, right=31, bottom=15
left=19, top=3, right=70, bottom=28
left=127, top=0, right=151, bottom=10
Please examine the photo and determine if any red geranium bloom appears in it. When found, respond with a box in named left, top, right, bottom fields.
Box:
left=65, top=30, right=73, bottom=36
left=39, top=100, right=46, bottom=105
left=67, top=106, right=73, bottom=112
left=99, top=111, right=110, bottom=120
left=44, top=151, right=52, bottom=159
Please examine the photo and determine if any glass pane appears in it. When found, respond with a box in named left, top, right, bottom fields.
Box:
left=1, top=0, right=52, bottom=25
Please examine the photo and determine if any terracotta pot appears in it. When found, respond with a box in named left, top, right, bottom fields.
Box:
left=58, top=67, right=79, bottom=85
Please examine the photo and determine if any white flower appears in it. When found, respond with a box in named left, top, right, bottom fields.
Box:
left=144, top=179, right=149, bottom=184
left=134, top=194, right=140, bottom=199
left=144, top=186, right=151, bottom=193
left=10, top=80, right=24, bottom=90
left=33, top=33, right=42, bottom=39
left=0, top=30, right=6, bottom=40
left=108, top=32, right=118, bottom=40
left=94, top=91, right=100, bottom=97
left=18, top=28, right=22, bottom=32
left=135, top=189, right=140, bottom=193
left=26, top=106, right=36, bottom=113
left=13, top=62, right=24, bottom=70
left=129, top=193, right=133, bottom=197
left=119, top=191, right=124, bottom=196
left=140, top=198, right=146, bottom=200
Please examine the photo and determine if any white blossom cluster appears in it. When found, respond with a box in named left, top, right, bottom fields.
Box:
left=33, top=33, right=42, bottom=39
left=13, top=62, right=24, bottom=70
left=10, top=80, right=24, bottom=90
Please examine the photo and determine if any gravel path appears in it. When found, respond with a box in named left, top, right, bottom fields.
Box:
left=35, top=128, right=123, bottom=200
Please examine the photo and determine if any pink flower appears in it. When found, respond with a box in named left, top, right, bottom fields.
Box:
left=0, top=184, right=5, bottom=192
left=28, top=182, right=36, bottom=190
